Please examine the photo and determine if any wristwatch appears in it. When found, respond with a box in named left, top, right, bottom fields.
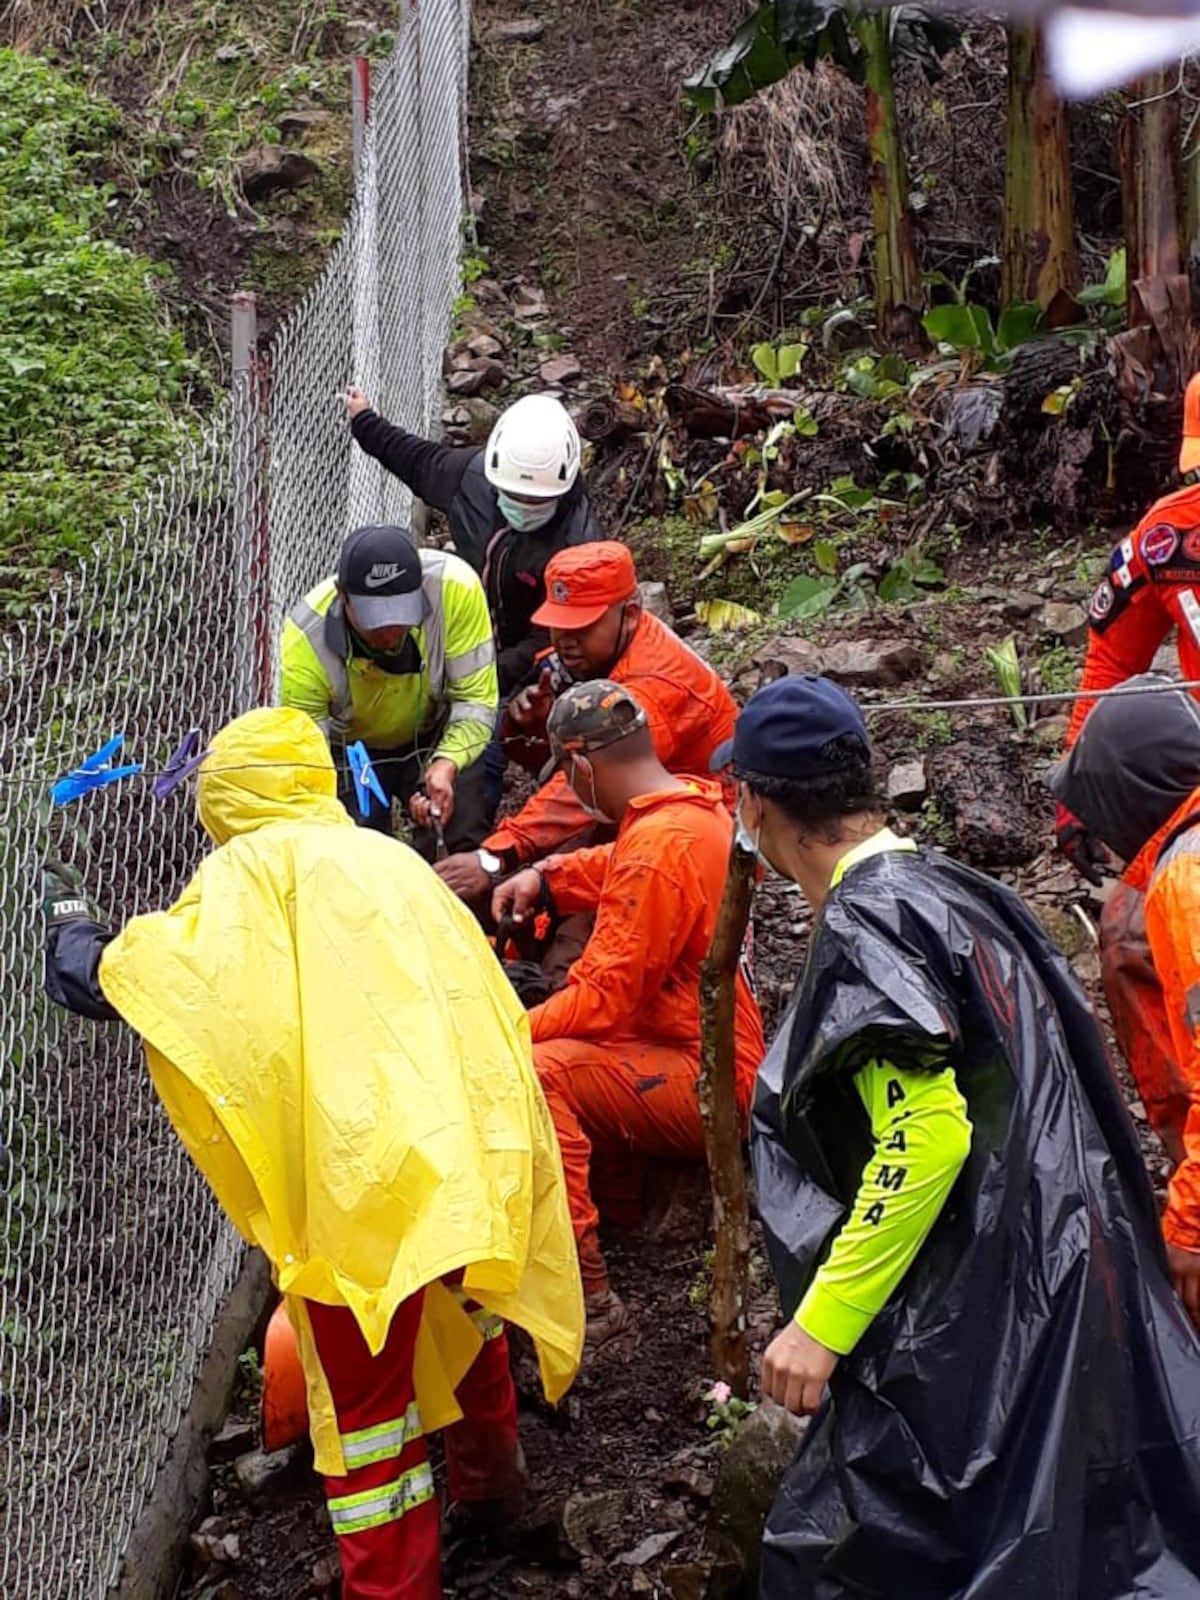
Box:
left=477, top=848, right=504, bottom=880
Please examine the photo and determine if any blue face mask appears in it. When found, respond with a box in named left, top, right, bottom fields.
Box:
left=498, top=492, right=557, bottom=534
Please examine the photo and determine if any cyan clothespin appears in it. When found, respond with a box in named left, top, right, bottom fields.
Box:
left=347, top=741, right=388, bottom=817
left=153, top=729, right=210, bottom=800
left=50, top=734, right=144, bottom=807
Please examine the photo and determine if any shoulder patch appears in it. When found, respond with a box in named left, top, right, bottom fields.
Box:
left=1089, top=579, right=1114, bottom=622
left=1141, top=523, right=1180, bottom=567
left=1183, top=527, right=1200, bottom=564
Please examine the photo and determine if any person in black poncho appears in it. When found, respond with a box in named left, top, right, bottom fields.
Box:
left=715, top=673, right=1200, bottom=1598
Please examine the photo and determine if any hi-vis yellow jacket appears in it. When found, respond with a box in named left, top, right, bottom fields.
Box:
left=280, top=550, right=498, bottom=769
left=97, top=706, right=583, bottom=1474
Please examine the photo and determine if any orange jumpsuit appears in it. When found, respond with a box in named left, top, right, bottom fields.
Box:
left=486, top=614, right=738, bottom=864
left=1143, top=785, right=1200, bottom=1243
left=529, top=781, right=765, bottom=1293
left=1068, top=486, right=1200, bottom=1162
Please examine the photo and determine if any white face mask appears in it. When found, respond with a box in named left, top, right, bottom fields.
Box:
left=570, top=757, right=615, bottom=824
left=735, top=793, right=771, bottom=873
left=498, top=492, right=557, bottom=534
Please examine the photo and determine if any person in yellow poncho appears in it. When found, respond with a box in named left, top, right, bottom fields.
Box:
left=43, top=706, right=584, bottom=1600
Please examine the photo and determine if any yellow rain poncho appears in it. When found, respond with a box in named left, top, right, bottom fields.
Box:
left=97, top=706, right=583, bottom=1473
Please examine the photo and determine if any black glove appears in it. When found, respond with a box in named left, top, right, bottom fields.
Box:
left=43, top=858, right=97, bottom=927
left=1054, top=804, right=1108, bottom=887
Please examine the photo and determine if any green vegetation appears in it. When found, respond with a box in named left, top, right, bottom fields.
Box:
left=0, top=50, right=202, bottom=617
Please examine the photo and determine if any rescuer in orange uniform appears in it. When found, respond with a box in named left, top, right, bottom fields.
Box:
left=1055, top=380, right=1200, bottom=1165
left=492, top=680, right=766, bottom=1350
left=435, top=543, right=737, bottom=903
left=1050, top=674, right=1200, bottom=1326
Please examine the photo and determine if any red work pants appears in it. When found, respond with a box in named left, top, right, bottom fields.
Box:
left=307, top=1290, right=520, bottom=1600
left=533, top=1037, right=706, bottom=1294
left=1100, top=879, right=1189, bottom=1166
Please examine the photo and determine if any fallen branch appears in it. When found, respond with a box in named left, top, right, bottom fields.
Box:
left=577, top=396, right=645, bottom=446
left=698, top=838, right=757, bottom=1398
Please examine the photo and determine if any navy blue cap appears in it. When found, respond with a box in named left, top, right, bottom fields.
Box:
left=710, top=675, right=870, bottom=778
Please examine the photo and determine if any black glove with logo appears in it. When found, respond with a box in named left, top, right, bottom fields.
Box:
left=43, top=858, right=97, bottom=927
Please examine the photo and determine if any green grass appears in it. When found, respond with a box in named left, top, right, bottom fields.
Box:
left=0, top=50, right=203, bottom=618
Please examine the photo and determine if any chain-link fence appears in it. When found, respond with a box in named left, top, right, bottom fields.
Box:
left=0, top=2, right=468, bottom=1591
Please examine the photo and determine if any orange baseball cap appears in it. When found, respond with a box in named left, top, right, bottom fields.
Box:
left=1181, top=373, right=1200, bottom=474
left=532, top=541, right=638, bottom=629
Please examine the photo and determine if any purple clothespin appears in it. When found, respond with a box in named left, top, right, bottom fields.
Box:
left=50, top=734, right=144, bottom=807
left=153, top=729, right=209, bottom=800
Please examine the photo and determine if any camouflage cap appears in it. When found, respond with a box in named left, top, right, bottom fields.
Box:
left=537, top=679, right=649, bottom=783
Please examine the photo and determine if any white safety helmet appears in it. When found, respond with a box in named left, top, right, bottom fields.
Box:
left=484, top=393, right=581, bottom=499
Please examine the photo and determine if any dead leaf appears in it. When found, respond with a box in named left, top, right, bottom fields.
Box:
left=696, top=598, right=764, bottom=632
left=777, top=522, right=814, bottom=545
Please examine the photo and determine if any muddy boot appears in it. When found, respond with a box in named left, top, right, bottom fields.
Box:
left=583, top=1289, right=638, bottom=1360
left=443, top=1441, right=530, bottom=1546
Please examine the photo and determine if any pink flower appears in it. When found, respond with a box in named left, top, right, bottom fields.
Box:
left=707, top=1381, right=732, bottom=1405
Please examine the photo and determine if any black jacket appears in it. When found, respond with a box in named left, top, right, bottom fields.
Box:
left=754, top=845, right=1200, bottom=1598
left=350, top=409, right=602, bottom=695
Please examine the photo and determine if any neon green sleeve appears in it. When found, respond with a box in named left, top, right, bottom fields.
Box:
left=431, top=557, right=499, bottom=771
left=280, top=618, right=336, bottom=738
left=796, top=1057, right=972, bottom=1356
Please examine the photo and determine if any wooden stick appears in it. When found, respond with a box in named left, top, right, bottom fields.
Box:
left=698, top=839, right=756, bottom=1398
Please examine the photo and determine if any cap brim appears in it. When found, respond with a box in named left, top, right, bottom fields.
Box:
left=1181, top=438, right=1200, bottom=475
left=530, top=599, right=612, bottom=630
left=346, top=590, right=424, bottom=629
left=709, top=737, right=734, bottom=774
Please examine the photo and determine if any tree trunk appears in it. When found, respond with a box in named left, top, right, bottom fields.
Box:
left=1002, top=24, right=1078, bottom=315
left=1121, top=67, right=1185, bottom=325
left=698, top=841, right=756, bottom=1399
left=853, top=10, right=925, bottom=350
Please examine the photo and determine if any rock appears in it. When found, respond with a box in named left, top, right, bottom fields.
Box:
left=189, top=1526, right=241, bottom=1565
left=709, top=1400, right=805, bottom=1587
left=512, top=283, right=550, bottom=321
left=661, top=1554, right=742, bottom=1600
left=744, top=637, right=824, bottom=688
left=448, top=348, right=475, bottom=371
left=444, top=397, right=500, bottom=443
left=887, top=758, right=927, bottom=811
left=662, top=1465, right=715, bottom=1500
left=447, top=369, right=487, bottom=397
left=240, top=146, right=320, bottom=202
left=818, top=639, right=923, bottom=688
left=1040, top=601, right=1088, bottom=647
left=561, top=1489, right=628, bottom=1556
left=1000, top=590, right=1043, bottom=622
left=467, top=332, right=504, bottom=359
left=277, top=109, right=329, bottom=140
left=233, top=1445, right=302, bottom=1506
left=539, top=353, right=582, bottom=386
left=194, top=1584, right=244, bottom=1600
left=617, top=1530, right=681, bottom=1566
left=208, top=1419, right=256, bottom=1464
left=470, top=358, right=509, bottom=390
left=639, top=581, right=673, bottom=626
left=490, top=17, right=546, bottom=42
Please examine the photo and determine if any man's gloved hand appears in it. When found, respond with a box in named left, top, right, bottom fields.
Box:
left=1054, top=802, right=1108, bottom=887
left=42, top=858, right=97, bottom=927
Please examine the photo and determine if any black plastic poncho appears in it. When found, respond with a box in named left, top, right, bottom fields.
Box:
left=753, top=845, right=1200, bottom=1598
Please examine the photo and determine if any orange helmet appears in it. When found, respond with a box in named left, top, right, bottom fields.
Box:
left=260, top=1302, right=309, bottom=1452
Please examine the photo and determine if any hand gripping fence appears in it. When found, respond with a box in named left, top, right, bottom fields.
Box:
left=0, top=3, right=469, bottom=1592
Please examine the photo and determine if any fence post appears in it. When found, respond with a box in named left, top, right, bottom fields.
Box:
left=351, top=56, right=371, bottom=184
left=230, top=292, right=269, bottom=705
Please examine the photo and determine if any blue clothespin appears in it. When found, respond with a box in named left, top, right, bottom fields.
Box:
left=50, top=734, right=144, bottom=807
left=347, top=741, right=388, bottom=818
left=153, top=729, right=210, bottom=800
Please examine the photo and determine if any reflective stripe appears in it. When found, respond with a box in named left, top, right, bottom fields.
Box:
left=448, top=699, right=497, bottom=730
left=1151, top=823, right=1200, bottom=887
left=449, top=1287, right=505, bottom=1341
left=340, top=1402, right=423, bottom=1468
left=1186, top=982, right=1200, bottom=1036
left=328, top=1462, right=435, bottom=1536
left=290, top=597, right=352, bottom=735
left=447, top=638, right=495, bottom=680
